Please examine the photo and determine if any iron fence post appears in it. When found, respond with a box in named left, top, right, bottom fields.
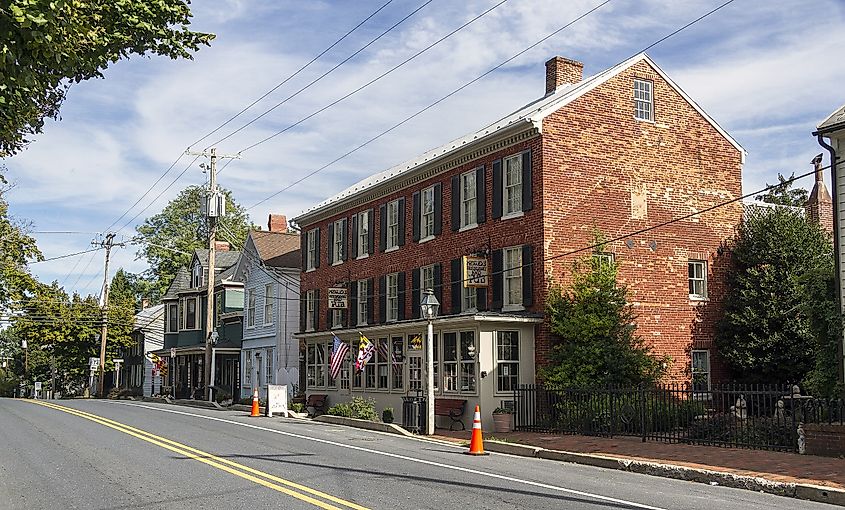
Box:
left=639, top=383, right=646, bottom=442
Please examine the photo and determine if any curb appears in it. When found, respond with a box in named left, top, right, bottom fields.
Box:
left=313, top=415, right=416, bottom=437
left=480, top=440, right=845, bottom=507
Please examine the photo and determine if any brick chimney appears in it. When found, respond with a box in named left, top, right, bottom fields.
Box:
left=806, top=153, right=833, bottom=235
left=268, top=214, right=287, bottom=233
left=215, top=241, right=231, bottom=252
left=545, top=56, right=584, bottom=94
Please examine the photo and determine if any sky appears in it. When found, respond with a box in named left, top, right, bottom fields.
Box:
left=5, top=0, right=845, bottom=300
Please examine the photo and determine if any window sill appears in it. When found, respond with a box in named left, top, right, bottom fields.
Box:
left=458, top=223, right=478, bottom=233
left=306, top=268, right=316, bottom=273
left=331, top=325, right=343, bottom=330
left=356, top=253, right=369, bottom=261
left=634, top=117, right=655, bottom=124
left=263, top=322, right=274, bottom=327
left=418, top=235, right=435, bottom=244
left=385, top=246, right=399, bottom=253
left=689, top=296, right=709, bottom=303
left=357, top=322, right=368, bottom=327
left=502, top=304, right=525, bottom=312
left=331, top=260, right=344, bottom=267
left=305, top=328, right=316, bottom=333
left=501, top=211, right=524, bottom=221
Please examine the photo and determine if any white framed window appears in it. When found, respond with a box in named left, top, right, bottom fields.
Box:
left=634, top=79, right=653, bottom=121
left=247, top=289, right=256, bottom=328
left=332, top=219, right=344, bottom=264
left=593, top=252, right=615, bottom=269
left=442, top=331, right=476, bottom=394
left=377, top=337, right=389, bottom=389
left=421, top=264, right=435, bottom=294
left=391, top=336, right=404, bottom=390
left=331, top=309, right=342, bottom=329
left=386, top=200, right=400, bottom=250
left=386, top=273, right=398, bottom=322
left=692, top=350, right=710, bottom=392
left=357, top=210, right=370, bottom=257
left=263, top=284, right=273, bottom=324
left=243, top=350, right=252, bottom=385
left=504, top=154, right=523, bottom=215
left=421, top=186, right=435, bottom=239
left=306, top=228, right=318, bottom=270
left=339, top=342, right=352, bottom=390
left=496, top=331, right=519, bottom=393
left=462, top=285, right=477, bottom=312
left=460, top=170, right=477, bottom=228
left=265, top=348, right=274, bottom=385
left=357, top=280, right=368, bottom=326
left=183, top=297, right=198, bottom=330
left=306, top=343, right=326, bottom=388
left=192, top=262, right=203, bottom=288
left=688, top=260, right=707, bottom=299
left=306, top=289, right=317, bottom=331
left=504, top=247, right=523, bottom=307
left=167, top=303, right=178, bottom=332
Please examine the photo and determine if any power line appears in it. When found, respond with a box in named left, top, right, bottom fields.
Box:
left=235, top=0, right=514, bottom=155
left=208, top=0, right=436, bottom=148
left=193, top=0, right=398, bottom=149
left=30, top=247, right=102, bottom=264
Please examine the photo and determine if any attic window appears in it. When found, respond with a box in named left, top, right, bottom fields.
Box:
left=192, top=262, right=203, bottom=288
left=633, top=79, right=653, bottom=121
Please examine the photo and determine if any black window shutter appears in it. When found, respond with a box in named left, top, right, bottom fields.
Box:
left=351, top=214, right=359, bottom=259
left=341, top=218, right=348, bottom=261
left=492, top=249, right=503, bottom=310
left=398, top=197, right=406, bottom=246
left=367, top=209, right=375, bottom=254
left=433, top=183, right=442, bottom=235
left=522, top=244, right=533, bottom=306
left=451, top=175, right=460, bottom=231
left=411, top=268, right=421, bottom=319
left=350, top=281, right=358, bottom=326
left=379, top=204, right=387, bottom=252
left=476, top=165, right=486, bottom=224
left=522, top=150, right=533, bottom=212
left=433, top=263, right=443, bottom=305
left=378, top=275, right=387, bottom=324
left=492, top=159, right=503, bottom=219
left=477, top=287, right=488, bottom=312
left=412, top=191, right=421, bottom=242
left=300, top=294, right=307, bottom=333
left=450, top=258, right=461, bottom=315
left=397, top=271, right=406, bottom=321
left=366, top=278, right=375, bottom=324
left=314, top=228, right=321, bottom=268
left=327, top=222, right=335, bottom=264
left=300, top=232, right=306, bottom=271
left=314, top=289, right=321, bottom=330
left=341, top=308, right=348, bottom=329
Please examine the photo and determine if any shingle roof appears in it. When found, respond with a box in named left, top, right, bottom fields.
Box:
left=817, top=103, right=845, bottom=134
left=214, top=264, right=241, bottom=286
left=294, top=53, right=743, bottom=224
left=250, top=230, right=300, bottom=266
left=162, top=267, right=190, bottom=300
left=195, top=249, right=241, bottom=270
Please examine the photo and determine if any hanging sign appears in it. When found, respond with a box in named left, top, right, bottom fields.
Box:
left=327, top=287, right=348, bottom=309
left=463, top=256, right=488, bottom=288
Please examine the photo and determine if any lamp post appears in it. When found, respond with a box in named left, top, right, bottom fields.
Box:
left=21, top=339, right=27, bottom=397
left=208, top=330, right=219, bottom=402
left=420, top=288, right=440, bottom=435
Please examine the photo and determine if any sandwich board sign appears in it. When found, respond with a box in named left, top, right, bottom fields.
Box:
left=266, top=384, right=288, bottom=418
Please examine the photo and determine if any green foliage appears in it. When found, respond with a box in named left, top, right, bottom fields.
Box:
left=799, top=262, right=843, bottom=398
left=290, top=402, right=305, bottom=414
left=0, top=173, right=41, bottom=308
left=492, top=407, right=512, bottom=415
left=0, top=0, right=214, bottom=155
left=381, top=407, right=394, bottom=423
left=135, top=185, right=254, bottom=297
left=716, top=206, right=833, bottom=386
left=754, top=173, right=808, bottom=207
left=327, top=397, right=379, bottom=421
left=550, top=392, right=704, bottom=434
left=539, top=255, right=666, bottom=387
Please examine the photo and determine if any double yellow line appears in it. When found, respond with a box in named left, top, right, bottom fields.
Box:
left=25, top=400, right=369, bottom=510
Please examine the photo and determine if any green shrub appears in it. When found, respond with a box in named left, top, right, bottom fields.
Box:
left=327, top=397, right=378, bottom=421
left=290, top=402, right=305, bottom=413
left=382, top=407, right=394, bottom=423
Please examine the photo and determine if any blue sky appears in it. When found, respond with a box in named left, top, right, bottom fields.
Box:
left=5, top=0, right=845, bottom=299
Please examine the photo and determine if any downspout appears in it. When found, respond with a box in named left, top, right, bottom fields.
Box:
left=815, top=132, right=844, bottom=395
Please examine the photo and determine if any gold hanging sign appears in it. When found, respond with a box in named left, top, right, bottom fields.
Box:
left=462, top=255, right=488, bottom=288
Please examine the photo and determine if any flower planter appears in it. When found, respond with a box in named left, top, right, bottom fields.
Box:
left=492, top=413, right=513, bottom=433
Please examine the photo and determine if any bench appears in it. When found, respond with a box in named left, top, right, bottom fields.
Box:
left=306, top=394, right=328, bottom=416
left=435, top=398, right=467, bottom=431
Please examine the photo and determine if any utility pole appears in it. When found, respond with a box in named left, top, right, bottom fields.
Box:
left=186, top=147, right=239, bottom=401
left=94, top=232, right=125, bottom=397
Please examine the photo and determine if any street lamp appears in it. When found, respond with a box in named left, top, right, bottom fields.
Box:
left=21, top=339, right=27, bottom=397
left=208, top=330, right=219, bottom=402
left=420, top=288, right=440, bottom=435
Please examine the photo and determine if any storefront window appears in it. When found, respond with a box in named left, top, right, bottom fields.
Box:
left=496, top=331, right=519, bottom=392
left=391, top=336, right=404, bottom=390
left=460, top=331, right=476, bottom=392
left=443, top=333, right=458, bottom=392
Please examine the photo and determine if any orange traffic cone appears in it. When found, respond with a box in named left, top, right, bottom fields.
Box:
left=250, top=389, right=260, bottom=417
left=466, top=405, right=489, bottom=456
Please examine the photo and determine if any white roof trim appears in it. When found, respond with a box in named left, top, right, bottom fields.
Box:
left=817, top=102, right=845, bottom=131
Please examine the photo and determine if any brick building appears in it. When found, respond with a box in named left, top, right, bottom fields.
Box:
left=293, top=53, right=744, bottom=428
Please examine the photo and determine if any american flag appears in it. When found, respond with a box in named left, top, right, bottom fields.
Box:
left=377, top=338, right=402, bottom=369
left=329, top=335, right=349, bottom=380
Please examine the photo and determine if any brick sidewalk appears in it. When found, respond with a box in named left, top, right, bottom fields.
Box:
left=435, top=429, right=845, bottom=489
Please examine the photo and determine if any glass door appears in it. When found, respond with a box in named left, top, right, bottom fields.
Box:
left=407, top=353, right=422, bottom=392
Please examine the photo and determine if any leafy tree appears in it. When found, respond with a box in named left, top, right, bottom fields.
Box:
left=716, top=206, right=832, bottom=385
left=0, top=0, right=214, bottom=156
left=799, top=261, right=843, bottom=397
left=136, top=185, right=254, bottom=297
left=755, top=173, right=808, bottom=207
left=539, top=256, right=666, bottom=387
left=0, top=172, right=41, bottom=308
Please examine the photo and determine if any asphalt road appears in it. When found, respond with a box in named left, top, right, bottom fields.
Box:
left=0, top=398, right=838, bottom=510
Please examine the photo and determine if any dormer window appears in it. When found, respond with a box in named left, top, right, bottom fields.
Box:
left=192, top=262, right=203, bottom=288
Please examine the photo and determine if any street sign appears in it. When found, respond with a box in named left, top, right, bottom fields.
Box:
left=88, top=357, right=100, bottom=370
left=327, top=287, right=348, bottom=309
left=266, top=384, right=288, bottom=418
left=112, top=358, right=124, bottom=364
left=34, top=381, right=42, bottom=391
left=462, top=256, right=488, bottom=288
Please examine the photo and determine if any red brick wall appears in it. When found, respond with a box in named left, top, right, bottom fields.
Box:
left=804, top=423, right=845, bottom=458
left=536, top=60, right=743, bottom=383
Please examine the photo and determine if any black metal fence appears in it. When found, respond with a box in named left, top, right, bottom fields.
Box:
left=514, top=383, right=844, bottom=451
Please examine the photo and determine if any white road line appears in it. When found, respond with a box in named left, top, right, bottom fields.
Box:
left=106, top=401, right=665, bottom=510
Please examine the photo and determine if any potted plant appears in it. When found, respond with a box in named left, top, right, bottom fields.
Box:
left=491, top=407, right=513, bottom=433
left=382, top=407, right=394, bottom=424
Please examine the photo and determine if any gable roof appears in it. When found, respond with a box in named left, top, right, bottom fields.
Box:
left=816, top=103, right=845, bottom=134
left=194, top=249, right=241, bottom=270
left=294, top=53, right=744, bottom=225
left=250, top=230, right=300, bottom=265
left=162, top=267, right=190, bottom=301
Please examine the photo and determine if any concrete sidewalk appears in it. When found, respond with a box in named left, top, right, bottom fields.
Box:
left=435, top=429, right=845, bottom=506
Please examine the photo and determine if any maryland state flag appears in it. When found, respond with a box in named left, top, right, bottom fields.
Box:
left=354, top=333, right=375, bottom=372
